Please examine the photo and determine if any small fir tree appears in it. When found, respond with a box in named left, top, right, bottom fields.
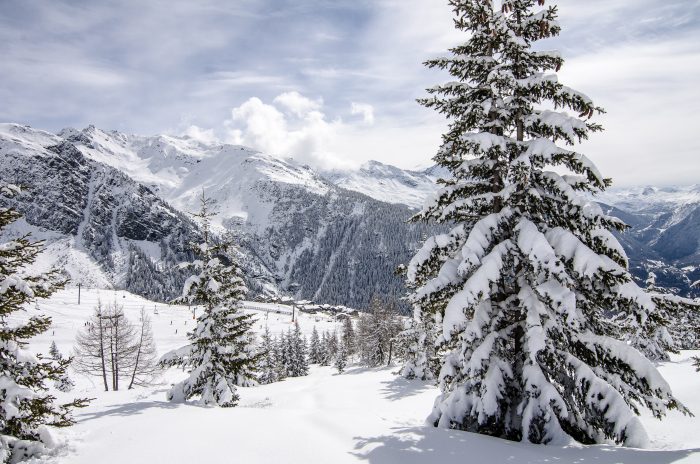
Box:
left=257, top=327, right=279, bottom=385
left=47, top=342, right=75, bottom=393
left=335, top=345, right=348, bottom=374
left=48, top=342, right=61, bottom=361
left=408, top=0, right=688, bottom=446
left=288, top=323, right=309, bottom=377
left=308, top=326, right=321, bottom=364
left=0, top=184, right=88, bottom=462
left=325, top=331, right=339, bottom=364
left=161, top=192, right=258, bottom=407
left=400, top=309, right=440, bottom=380
left=318, top=332, right=331, bottom=366
left=273, top=334, right=288, bottom=381
left=341, top=317, right=356, bottom=361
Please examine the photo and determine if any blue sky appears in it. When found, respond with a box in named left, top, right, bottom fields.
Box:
left=1, top=0, right=699, bottom=185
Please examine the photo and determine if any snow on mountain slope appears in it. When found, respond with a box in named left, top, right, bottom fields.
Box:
left=61, top=125, right=330, bottom=229
left=324, top=160, right=441, bottom=209
left=0, top=123, right=61, bottom=156
left=14, top=288, right=700, bottom=464
left=596, top=185, right=700, bottom=214
left=1, top=124, right=432, bottom=309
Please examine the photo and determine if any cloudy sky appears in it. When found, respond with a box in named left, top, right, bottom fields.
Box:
left=1, top=0, right=698, bottom=185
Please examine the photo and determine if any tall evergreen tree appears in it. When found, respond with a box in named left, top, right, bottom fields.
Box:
left=0, top=184, right=88, bottom=462
left=407, top=0, right=687, bottom=446
left=161, top=192, right=258, bottom=407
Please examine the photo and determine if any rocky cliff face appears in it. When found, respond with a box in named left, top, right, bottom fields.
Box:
left=0, top=124, right=198, bottom=301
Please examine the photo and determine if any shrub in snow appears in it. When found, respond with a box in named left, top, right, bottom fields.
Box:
left=0, top=184, right=88, bottom=462
left=160, top=192, right=258, bottom=407
left=405, top=0, right=689, bottom=446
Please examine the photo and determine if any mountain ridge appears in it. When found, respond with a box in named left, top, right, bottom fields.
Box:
left=1, top=122, right=698, bottom=302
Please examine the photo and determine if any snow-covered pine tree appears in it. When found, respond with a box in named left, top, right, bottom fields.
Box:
left=273, top=334, right=288, bottom=381
left=334, top=344, right=348, bottom=374
left=318, top=331, right=330, bottom=366
left=287, top=323, right=309, bottom=377
left=400, top=309, right=440, bottom=380
left=46, top=341, right=75, bottom=393
left=0, top=184, right=88, bottom=462
left=309, top=326, right=321, bottom=364
left=325, top=331, right=339, bottom=364
left=341, top=317, right=356, bottom=361
left=257, top=326, right=278, bottom=385
left=48, top=341, right=61, bottom=361
left=161, top=192, right=258, bottom=407
left=408, top=0, right=688, bottom=446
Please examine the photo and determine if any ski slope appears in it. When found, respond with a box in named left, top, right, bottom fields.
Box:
left=14, top=289, right=700, bottom=464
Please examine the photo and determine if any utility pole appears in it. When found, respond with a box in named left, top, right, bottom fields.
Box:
left=78, top=283, right=81, bottom=305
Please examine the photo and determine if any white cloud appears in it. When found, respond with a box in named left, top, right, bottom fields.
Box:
left=273, top=91, right=322, bottom=118
left=350, top=102, right=375, bottom=125
left=183, top=125, right=219, bottom=144
left=224, top=93, right=354, bottom=170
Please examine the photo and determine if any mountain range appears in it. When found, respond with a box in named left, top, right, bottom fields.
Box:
left=1, top=123, right=698, bottom=308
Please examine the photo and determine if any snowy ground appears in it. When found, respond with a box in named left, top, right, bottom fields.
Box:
left=14, top=288, right=700, bottom=464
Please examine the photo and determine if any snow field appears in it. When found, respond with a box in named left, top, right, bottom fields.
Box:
left=13, top=289, right=700, bottom=464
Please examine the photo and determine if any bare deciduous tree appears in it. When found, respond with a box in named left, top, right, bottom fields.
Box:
left=74, top=302, right=159, bottom=391
left=127, top=308, right=159, bottom=389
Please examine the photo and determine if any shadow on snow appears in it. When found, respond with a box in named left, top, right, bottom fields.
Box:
left=378, top=375, right=435, bottom=401
left=352, top=426, right=700, bottom=464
